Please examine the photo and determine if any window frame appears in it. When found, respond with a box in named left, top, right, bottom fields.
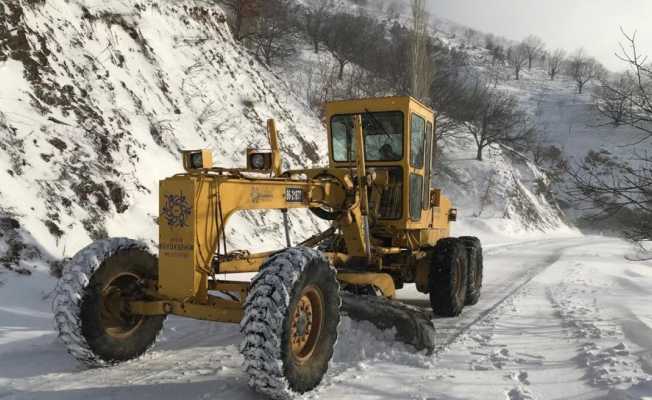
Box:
left=329, top=111, right=405, bottom=163
left=409, top=173, right=423, bottom=221
left=410, top=113, right=426, bottom=169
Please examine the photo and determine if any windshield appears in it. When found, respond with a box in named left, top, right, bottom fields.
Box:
left=331, top=112, right=404, bottom=162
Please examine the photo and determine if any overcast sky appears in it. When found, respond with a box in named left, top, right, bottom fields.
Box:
left=428, top=0, right=652, bottom=72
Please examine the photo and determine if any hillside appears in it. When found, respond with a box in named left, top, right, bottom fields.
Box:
left=309, top=0, right=641, bottom=234
left=0, top=0, right=328, bottom=274
left=0, top=0, right=581, bottom=277
left=283, top=0, right=576, bottom=242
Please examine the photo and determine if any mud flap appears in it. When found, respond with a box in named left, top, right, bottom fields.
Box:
left=341, top=293, right=436, bottom=354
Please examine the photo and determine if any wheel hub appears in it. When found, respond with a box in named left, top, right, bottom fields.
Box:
left=290, top=285, right=324, bottom=364
left=100, top=272, right=144, bottom=339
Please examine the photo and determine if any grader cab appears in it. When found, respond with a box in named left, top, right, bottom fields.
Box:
left=53, top=96, right=483, bottom=398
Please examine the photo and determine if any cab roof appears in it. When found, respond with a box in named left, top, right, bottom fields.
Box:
left=324, top=96, right=435, bottom=120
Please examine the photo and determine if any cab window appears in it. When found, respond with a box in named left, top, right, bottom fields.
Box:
left=410, top=173, right=423, bottom=220
left=331, top=112, right=403, bottom=162
left=410, top=113, right=426, bottom=169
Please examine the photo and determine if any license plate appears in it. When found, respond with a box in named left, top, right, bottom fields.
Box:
left=286, top=188, right=304, bottom=203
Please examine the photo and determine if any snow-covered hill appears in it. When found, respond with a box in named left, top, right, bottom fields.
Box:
left=0, top=0, right=328, bottom=273
left=0, top=0, right=580, bottom=276
left=436, top=133, right=572, bottom=241
left=324, top=0, right=636, bottom=234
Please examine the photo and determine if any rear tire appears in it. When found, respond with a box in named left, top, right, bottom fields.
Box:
left=429, top=238, right=468, bottom=317
left=460, top=236, right=483, bottom=306
left=240, top=247, right=340, bottom=399
left=53, top=238, right=165, bottom=366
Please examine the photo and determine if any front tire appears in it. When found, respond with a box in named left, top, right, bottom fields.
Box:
left=53, top=238, right=164, bottom=366
left=429, top=238, right=469, bottom=317
left=240, top=247, right=340, bottom=399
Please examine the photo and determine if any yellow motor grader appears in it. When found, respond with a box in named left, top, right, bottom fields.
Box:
left=53, top=96, right=483, bottom=398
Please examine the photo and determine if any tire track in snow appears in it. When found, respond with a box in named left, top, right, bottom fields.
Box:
left=434, top=252, right=563, bottom=351
left=432, top=238, right=614, bottom=352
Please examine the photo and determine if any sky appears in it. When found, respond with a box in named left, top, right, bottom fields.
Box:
left=428, top=0, right=652, bottom=72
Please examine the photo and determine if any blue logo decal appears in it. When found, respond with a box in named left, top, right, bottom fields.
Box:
left=162, top=192, right=192, bottom=228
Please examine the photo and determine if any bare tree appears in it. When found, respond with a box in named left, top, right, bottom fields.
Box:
left=322, top=13, right=362, bottom=80
left=250, top=0, right=298, bottom=65
left=522, top=35, right=545, bottom=70
left=322, top=12, right=387, bottom=81
left=385, top=21, right=411, bottom=94
left=408, top=0, right=431, bottom=100
left=594, top=72, right=637, bottom=126
left=593, top=30, right=652, bottom=138
left=220, top=0, right=259, bottom=41
left=303, top=0, right=333, bottom=53
left=457, top=81, right=529, bottom=161
left=429, top=52, right=472, bottom=140
left=567, top=49, right=601, bottom=94
left=571, top=31, right=652, bottom=240
left=569, top=149, right=652, bottom=240
left=507, top=43, right=528, bottom=80
left=546, top=48, right=566, bottom=80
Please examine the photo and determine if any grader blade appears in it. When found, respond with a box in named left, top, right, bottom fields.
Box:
left=341, top=292, right=436, bottom=354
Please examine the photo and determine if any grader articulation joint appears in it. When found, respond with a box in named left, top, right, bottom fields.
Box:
left=53, top=96, right=483, bottom=398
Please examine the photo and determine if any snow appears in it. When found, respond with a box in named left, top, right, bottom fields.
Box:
left=1, top=1, right=649, bottom=399
left=2, top=235, right=652, bottom=399
left=0, top=0, right=329, bottom=266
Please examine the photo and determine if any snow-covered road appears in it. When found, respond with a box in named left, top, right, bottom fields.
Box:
left=1, top=236, right=651, bottom=400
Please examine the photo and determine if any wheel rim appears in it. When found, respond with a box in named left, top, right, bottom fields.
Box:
left=290, top=285, right=324, bottom=364
left=100, top=272, right=144, bottom=339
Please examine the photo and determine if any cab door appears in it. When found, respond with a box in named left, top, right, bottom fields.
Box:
left=409, top=113, right=426, bottom=222
left=408, top=113, right=433, bottom=225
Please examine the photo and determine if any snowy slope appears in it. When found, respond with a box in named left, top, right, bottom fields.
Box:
left=436, top=132, right=576, bottom=242
left=502, top=67, right=651, bottom=224
left=0, top=0, right=329, bottom=273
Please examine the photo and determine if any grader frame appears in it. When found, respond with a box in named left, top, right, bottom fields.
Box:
left=53, top=96, right=481, bottom=398
left=129, top=96, right=455, bottom=325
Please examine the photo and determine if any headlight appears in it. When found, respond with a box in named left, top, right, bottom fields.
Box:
left=190, top=152, right=204, bottom=169
left=246, top=150, right=272, bottom=172
left=251, top=153, right=266, bottom=170
left=182, top=149, right=213, bottom=171
left=448, top=208, right=458, bottom=222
